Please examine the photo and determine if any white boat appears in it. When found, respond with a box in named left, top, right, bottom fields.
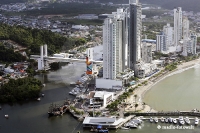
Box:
left=184, top=117, right=190, bottom=124
left=150, top=117, right=153, bottom=123
left=131, top=118, right=143, bottom=125
left=129, top=123, right=138, bottom=128
left=154, top=117, right=158, bottom=123
left=165, top=118, right=168, bottom=123
left=5, top=114, right=9, bottom=118
left=172, top=118, right=177, bottom=124
left=37, top=98, right=41, bottom=101
left=179, top=116, right=185, bottom=125
left=195, top=117, right=199, bottom=125
left=160, top=117, right=165, bottom=123
left=121, top=127, right=130, bottom=130
left=168, top=117, right=173, bottom=123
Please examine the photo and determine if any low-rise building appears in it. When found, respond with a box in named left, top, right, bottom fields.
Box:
left=89, top=91, right=114, bottom=108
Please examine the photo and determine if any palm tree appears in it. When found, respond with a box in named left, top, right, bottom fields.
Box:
left=134, top=94, right=137, bottom=103
left=142, top=102, right=145, bottom=110
left=134, top=103, right=138, bottom=112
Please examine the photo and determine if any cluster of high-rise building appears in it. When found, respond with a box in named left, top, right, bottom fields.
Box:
left=156, top=7, right=197, bottom=56
left=102, top=0, right=156, bottom=80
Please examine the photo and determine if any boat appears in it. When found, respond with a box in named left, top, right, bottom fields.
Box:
left=154, top=117, right=158, bottom=123
left=172, top=118, right=177, bottom=124
left=195, top=117, right=199, bottom=125
left=164, top=118, right=168, bottom=123
left=42, top=93, right=45, bottom=97
left=160, top=117, right=165, bottom=123
left=179, top=116, right=185, bottom=125
left=131, top=118, right=142, bottom=125
left=150, top=117, right=153, bottom=123
left=129, top=122, right=138, bottom=128
left=184, top=117, right=190, bottom=124
left=5, top=114, right=9, bottom=118
left=37, top=97, right=41, bottom=101
left=121, top=127, right=130, bottom=130
left=168, top=117, right=173, bottom=123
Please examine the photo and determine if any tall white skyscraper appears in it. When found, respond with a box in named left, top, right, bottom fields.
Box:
left=182, top=17, right=190, bottom=40
left=103, top=9, right=127, bottom=79
left=129, top=0, right=142, bottom=73
left=129, top=0, right=138, bottom=4
left=174, top=7, right=183, bottom=46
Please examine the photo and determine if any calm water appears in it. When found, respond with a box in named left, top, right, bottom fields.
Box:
left=1, top=45, right=200, bottom=133
left=144, top=64, right=200, bottom=111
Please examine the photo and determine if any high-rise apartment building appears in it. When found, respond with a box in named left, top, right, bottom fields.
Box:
left=190, top=34, right=197, bottom=55
left=174, top=7, right=183, bottom=46
left=142, top=42, right=152, bottom=63
left=128, top=0, right=142, bottom=72
left=163, top=23, right=173, bottom=48
left=103, top=9, right=127, bottom=79
left=156, top=32, right=166, bottom=52
left=182, top=17, right=190, bottom=40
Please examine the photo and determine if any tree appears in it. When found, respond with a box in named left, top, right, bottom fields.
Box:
left=134, top=94, right=137, bottom=103
left=134, top=103, right=139, bottom=112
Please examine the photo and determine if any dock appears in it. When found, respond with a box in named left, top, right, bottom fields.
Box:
left=125, top=111, right=200, bottom=117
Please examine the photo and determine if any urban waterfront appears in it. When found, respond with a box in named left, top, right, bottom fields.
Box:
left=0, top=45, right=200, bottom=133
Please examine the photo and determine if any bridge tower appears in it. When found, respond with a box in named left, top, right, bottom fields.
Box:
left=38, top=44, right=48, bottom=70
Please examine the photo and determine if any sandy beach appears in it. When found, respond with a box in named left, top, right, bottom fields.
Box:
left=125, top=58, right=200, bottom=113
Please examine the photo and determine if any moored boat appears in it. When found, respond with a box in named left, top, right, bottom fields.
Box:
left=164, top=118, right=168, bottom=123
left=173, top=118, right=177, bottom=124
left=195, top=117, right=199, bottom=125
left=150, top=117, right=153, bottom=123
left=121, top=127, right=130, bottom=130
left=179, top=116, right=185, bottom=125
left=168, top=117, right=173, bottom=123
left=154, top=117, right=158, bottom=123
left=184, top=117, right=190, bottom=124
left=160, top=117, right=165, bottom=123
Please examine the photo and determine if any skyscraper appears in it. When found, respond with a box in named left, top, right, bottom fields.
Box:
left=182, top=17, right=190, bottom=40
left=103, top=9, right=127, bottom=79
left=163, top=23, right=173, bottom=48
left=174, top=7, right=183, bottom=46
left=128, top=0, right=142, bottom=72
left=156, top=32, right=166, bottom=52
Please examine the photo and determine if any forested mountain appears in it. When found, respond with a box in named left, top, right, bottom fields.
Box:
left=2, top=0, right=200, bottom=12
left=99, top=0, right=200, bottom=12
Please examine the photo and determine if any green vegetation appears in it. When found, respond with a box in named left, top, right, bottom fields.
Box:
left=49, top=62, right=60, bottom=71
left=153, top=51, right=169, bottom=60
left=60, top=19, right=103, bottom=26
left=70, top=105, right=84, bottom=115
left=0, top=77, right=42, bottom=103
left=0, top=43, right=26, bottom=62
left=5, top=3, right=117, bottom=17
left=0, top=23, right=87, bottom=55
left=165, top=63, right=178, bottom=71
left=197, top=37, right=200, bottom=43
left=142, top=9, right=166, bottom=18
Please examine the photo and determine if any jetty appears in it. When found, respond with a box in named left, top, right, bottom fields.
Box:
left=126, top=111, right=200, bottom=117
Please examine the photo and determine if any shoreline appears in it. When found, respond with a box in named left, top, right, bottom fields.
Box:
left=127, top=58, right=200, bottom=113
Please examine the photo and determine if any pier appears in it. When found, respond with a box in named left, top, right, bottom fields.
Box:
left=125, top=111, right=200, bottom=117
